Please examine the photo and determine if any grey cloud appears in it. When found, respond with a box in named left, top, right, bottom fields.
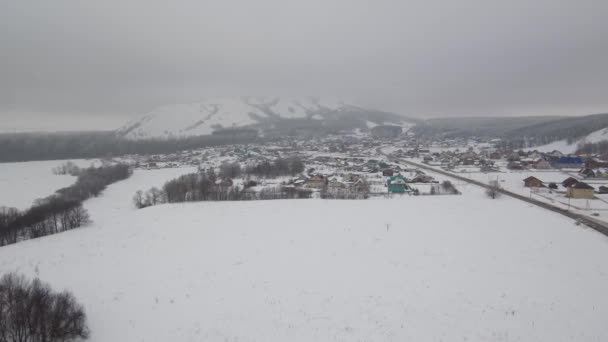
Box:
left=1, top=0, right=608, bottom=129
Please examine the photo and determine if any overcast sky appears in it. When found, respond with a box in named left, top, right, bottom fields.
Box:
left=1, top=0, right=608, bottom=131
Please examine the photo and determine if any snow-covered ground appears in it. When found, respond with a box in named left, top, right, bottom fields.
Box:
left=0, top=159, right=97, bottom=210
left=1, top=166, right=608, bottom=341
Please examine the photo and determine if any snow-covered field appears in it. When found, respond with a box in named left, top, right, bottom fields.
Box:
left=0, top=159, right=97, bottom=210
left=1, top=166, right=608, bottom=341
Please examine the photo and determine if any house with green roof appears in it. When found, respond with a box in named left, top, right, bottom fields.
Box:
left=387, top=175, right=409, bottom=193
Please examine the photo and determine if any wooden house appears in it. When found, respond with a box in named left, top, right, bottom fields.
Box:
left=523, top=176, right=544, bottom=188
left=382, top=168, right=394, bottom=177
left=562, top=177, right=579, bottom=188
left=566, top=182, right=595, bottom=199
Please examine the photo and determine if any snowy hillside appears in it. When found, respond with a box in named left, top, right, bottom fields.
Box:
left=116, top=97, right=412, bottom=140
left=527, top=126, right=608, bottom=153
left=1, top=169, right=608, bottom=341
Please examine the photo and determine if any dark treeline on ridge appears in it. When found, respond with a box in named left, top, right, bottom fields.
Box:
left=413, top=113, right=608, bottom=145
left=0, top=131, right=264, bottom=162
left=0, top=164, right=132, bottom=246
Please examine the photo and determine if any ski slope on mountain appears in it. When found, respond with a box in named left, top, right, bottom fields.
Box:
left=1, top=168, right=608, bottom=341
left=117, top=97, right=350, bottom=140
left=527, top=126, right=608, bottom=153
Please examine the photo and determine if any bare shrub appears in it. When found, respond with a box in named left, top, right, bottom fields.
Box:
left=486, top=186, right=501, bottom=199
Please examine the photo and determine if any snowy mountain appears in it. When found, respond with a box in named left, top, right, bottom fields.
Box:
left=116, top=97, right=413, bottom=140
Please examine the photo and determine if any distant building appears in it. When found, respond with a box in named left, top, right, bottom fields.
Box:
left=553, top=156, right=584, bottom=168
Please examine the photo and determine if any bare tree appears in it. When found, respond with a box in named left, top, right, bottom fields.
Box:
left=145, top=187, right=164, bottom=206
left=486, top=185, right=501, bottom=199
left=133, top=190, right=145, bottom=209
left=0, top=272, right=90, bottom=342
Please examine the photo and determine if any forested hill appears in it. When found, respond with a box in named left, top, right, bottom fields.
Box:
left=414, top=113, right=608, bottom=144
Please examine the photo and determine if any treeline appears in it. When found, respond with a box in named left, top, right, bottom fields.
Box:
left=0, top=131, right=263, bottom=162
left=134, top=170, right=312, bottom=209
left=0, top=164, right=132, bottom=246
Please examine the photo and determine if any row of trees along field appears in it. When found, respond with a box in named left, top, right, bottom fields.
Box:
left=0, top=164, right=132, bottom=246
left=134, top=159, right=310, bottom=208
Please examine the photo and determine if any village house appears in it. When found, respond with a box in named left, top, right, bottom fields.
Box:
left=562, top=177, right=579, bottom=188
left=566, top=182, right=595, bottom=199
left=410, top=174, right=435, bottom=183
left=387, top=175, right=409, bottom=193
left=507, top=152, right=521, bottom=162
left=523, top=176, right=544, bottom=188
left=507, top=161, right=524, bottom=170
left=579, top=167, right=596, bottom=178
left=480, top=164, right=500, bottom=173
left=585, top=158, right=608, bottom=169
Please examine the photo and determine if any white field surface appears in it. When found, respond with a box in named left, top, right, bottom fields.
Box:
left=0, top=159, right=99, bottom=210
left=1, top=166, right=608, bottom=341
